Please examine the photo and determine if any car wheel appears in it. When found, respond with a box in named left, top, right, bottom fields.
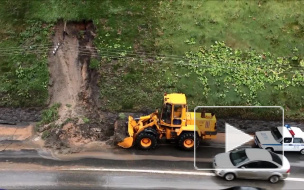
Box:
left=300, top=149, right=304, bottom=155
left=224, top=173, right=235, bottom=181
left=266, top=147, right=274, bottom=152
left=269, top=175, right=280, bottom=183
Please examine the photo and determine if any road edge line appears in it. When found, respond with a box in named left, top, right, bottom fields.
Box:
left=66, top=168, right=216, bottom=176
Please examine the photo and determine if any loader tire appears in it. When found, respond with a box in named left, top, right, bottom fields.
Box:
left=178, top=132, right=199, bottom=151
left=135, top=132, right=157, bottom=150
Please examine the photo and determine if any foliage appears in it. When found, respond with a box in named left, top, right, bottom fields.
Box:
left=157, top=0, right=304, bottom=58
left=42, top=130, right=50, bottom=140
left=97, top=41, right=304, bottom=119
left=82, top=117, right=90, bottom=124
left=183, top=41, right=304, bottom=106
left=300, top=60, right=304, bottom=67
left=118, top=113, right=126, bottom=120
left=0, top=0, right=304, bottom=120
left=38, top=103, right=61, bottom=127
left=89, top=58, right=100, bottom=69
left=0, top=0, right=158, bottom=107
left=0, top=20, right=53, bottom=107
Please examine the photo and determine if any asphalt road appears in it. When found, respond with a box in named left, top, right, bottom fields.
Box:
left=0, top=167, right=304, bottom=190
left=0, top=143, right=304, bottom=189
left=0, top=170, right=301, bottom=190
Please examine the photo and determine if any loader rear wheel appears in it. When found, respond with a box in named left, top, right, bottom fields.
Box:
left=178, top=132, right=199, bottom=151
left=136, top=132, right=157, bottom=150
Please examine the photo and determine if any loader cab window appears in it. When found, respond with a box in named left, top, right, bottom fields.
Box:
left=161, top=103, right=172, bottom=124
left=173, top=105, right=182, bottom=125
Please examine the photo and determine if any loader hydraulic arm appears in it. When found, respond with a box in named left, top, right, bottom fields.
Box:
left=117, top=111, right=160, bottom=148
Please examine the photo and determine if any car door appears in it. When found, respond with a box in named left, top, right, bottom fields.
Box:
left=237, top=162, right=259, bottom=179
left=256, top=161, right=279, bottom=179
left=293, top=138, right=304, bottom=151
left=283, top=137, right=293, bottom=151
left=238, top=161, right=279, bottom=179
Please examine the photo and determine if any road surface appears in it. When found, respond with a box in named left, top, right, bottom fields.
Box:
left=1, top=169, right=302, bottom=190
left=0, top=143, right=304, bottom=189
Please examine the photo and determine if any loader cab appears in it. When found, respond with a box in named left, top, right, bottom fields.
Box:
left=160, top=93, right=187, bottom=127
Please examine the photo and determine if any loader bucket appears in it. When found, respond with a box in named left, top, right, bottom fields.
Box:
left=117, top=137, right=134, bottom=148
left=117, top=116, right=136, bottom=148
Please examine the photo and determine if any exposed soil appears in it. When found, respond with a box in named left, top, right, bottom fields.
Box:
left=43, top=20, right=118, bottom=152
left=0, top=124, right=45, bottom=151
left=0, top=125, right=33, bottom=141
left=48, top=20, right=96, bottom=123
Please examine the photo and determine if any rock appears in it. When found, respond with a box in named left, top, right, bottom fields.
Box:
left=39, top=123, right=52, bottom=132
left=60, top=148, right=71, bottom=154
left=106, top=136, right=114, bottom=146
left=91, top=128, right=101, bottom=133
left=113, top=119, right=128, bottom=144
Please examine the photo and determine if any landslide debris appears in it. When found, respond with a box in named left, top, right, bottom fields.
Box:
left=38, top=20, right=119, bottom=152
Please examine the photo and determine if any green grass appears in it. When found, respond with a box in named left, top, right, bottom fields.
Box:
left=37, top=103, right=61, bottom=127
left=157, top=0, right=304, bottom=59
left=94, top=0, right=304, bottom=119
left=93, top=1, right=304, bottom=118
left=0, top=19, right=52, bottom=107
left=0, top=0, right=303, bottom=120
left=97, top=45, right=304, bottom=119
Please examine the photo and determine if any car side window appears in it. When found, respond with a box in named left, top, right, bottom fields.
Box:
left=284, top=137, right=292, bottom=143
left=241, top=161, right=278, bottom=169
left=260, top=161, right=278, bottom=168
left=293, top=138, right=304, bottom=143
left=241, top=162, right=259, bottom=168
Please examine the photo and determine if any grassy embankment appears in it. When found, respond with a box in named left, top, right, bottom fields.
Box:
left=0, top=0, right=303, bottom=120
left=0, top=1, right=52, bottom=107
left=96, top=0, right=304, bottom=120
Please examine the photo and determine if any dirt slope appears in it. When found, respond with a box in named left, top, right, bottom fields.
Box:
left=42, top=20, right=119, bottom=152
left=48, top=21, right=94, bottom=123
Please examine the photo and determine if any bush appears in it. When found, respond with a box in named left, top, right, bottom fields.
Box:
left=38, top=103, right=61, bottom=126
left=118, top=113, right=126, bottom=120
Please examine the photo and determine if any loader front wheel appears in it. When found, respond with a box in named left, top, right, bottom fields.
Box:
left=178, top=132, right=199, bottom=151
left=136, top=132, right=157, bottom=150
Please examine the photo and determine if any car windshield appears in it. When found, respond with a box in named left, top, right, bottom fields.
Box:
left=271, top=127, right=282, bottom=142
left=229, top=149, right=249, bottom=166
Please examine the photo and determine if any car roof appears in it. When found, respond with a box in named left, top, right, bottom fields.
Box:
left=245, top=148, right=272, bottom=162
left=280, top=126, right=304, bottom=138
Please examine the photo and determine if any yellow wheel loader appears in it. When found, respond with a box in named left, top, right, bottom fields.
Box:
left=118, top=93, right=217, bottom=150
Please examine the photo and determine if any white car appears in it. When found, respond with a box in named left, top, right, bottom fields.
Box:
left=213, top=148, right=290, bottom=183
left=255, top=124, right=304, bottom=154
